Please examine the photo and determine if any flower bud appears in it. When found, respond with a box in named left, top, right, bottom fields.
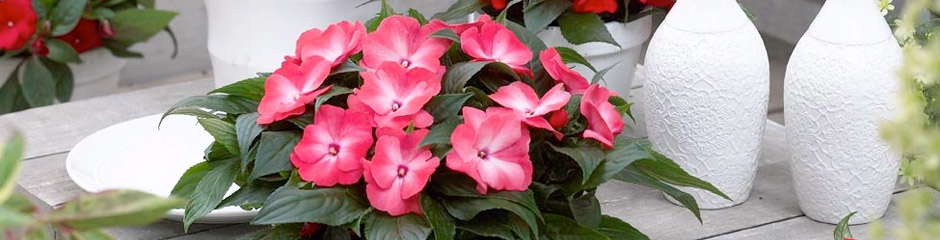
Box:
left=299, top=222, right=323, bottom=237
left=548, top=110, right=569, bottom=129
left=99, top=19, right=115, bottom=38
left=30, top=40, right=48, bottom=57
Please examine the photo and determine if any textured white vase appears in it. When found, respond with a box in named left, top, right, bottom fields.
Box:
left=0, top=48, right=126, bottom=102
left=784, top=0, right=900, bottom=225
left=538, top=16, right=652, bottom=97
left=205, top=0, right=380, bottom=88
left=643, top=0, right=769, bottom=209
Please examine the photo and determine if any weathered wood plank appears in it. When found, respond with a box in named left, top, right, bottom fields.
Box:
left=0, top=79, right=213, bottom=159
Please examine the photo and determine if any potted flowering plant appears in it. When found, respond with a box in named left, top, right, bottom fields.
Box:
left=0, top=0, right=176, bottom=114
left=165, top=2, right=726, bottom=239
left=433, top=0, right=673, bottom=97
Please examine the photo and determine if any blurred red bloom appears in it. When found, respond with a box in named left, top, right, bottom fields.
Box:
left=55, top=19, right=104, bottom=54
left=572, top=0, right=618, bottom=14
left=0, top=0, right=38, bottom=51
left=640, top=0, right=675, bottom=9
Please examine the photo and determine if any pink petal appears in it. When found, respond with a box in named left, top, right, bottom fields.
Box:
left=371, top=135, right=404, bottom=189
left=490, top=81, right=539, bottom=115
left=533, top=83, right=571, bottom=116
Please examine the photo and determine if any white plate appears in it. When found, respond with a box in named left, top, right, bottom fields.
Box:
left=66, top=114, right=257, bottom=223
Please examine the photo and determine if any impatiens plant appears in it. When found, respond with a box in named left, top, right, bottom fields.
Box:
left=164, top=2, right=728, bottom=239
left=433, top=0, right=674, bottom=47
left=0, top=134, right=184, bottom=239
left=0, top=0, right=177, bottom=114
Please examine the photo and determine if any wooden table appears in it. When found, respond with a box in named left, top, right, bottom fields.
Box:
left=4, top=77, right=909, bottom=239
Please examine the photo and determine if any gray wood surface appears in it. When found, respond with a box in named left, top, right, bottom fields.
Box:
left=7, top=76, right=908, bottom=239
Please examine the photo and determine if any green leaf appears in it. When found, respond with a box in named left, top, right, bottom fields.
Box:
left=365, top=212, right=432, bottom=240
left=19, top=56, right=57, bottom=107
left=69, top=229, right=113, bottom=240
left=539, top=214, right=609, bottom=240
left=206, top=141, right=237, bottom=161
left=598, top=215, right=648, bottom=240
left=608, top=95, right=634, bottom=121
left=430, top=29, right=460, bottom=43
left=162, top=107, right=223, bottom=123
left=442, top=196, right=539, bottom=237
left=183, top=158, right=239, bottom=231
left=569, top=191, right=601, bottom=229
left=583, top=136, right=646, bottom=189
left=432, top=0, right=488, bottom=22
left=555, top=46, right=597, bottom=72
left=50, top=0, right=88, bottom=36
left=503, top=19, right=548, bottom=61
left=421, top=195, right=456, bottom=240
left=314, top=86, right=353, bottom=111
left=41, top=58, right=74, bottom=103
left=590, top=62, right=618, bottom=84
left=0, top=195, right=34, bottom=229
left=550, top=145, right=605, bottom=185
left=0, top=133, right=24, bottom=203
left=443, top=61, right=491, bottom=94
left=209, top=76, right=266, bottom=102
left=46, top=190, right=184, bottom=230
left=419, top=118, right=460, bottom=147
left=219, top=183, right=278, bottom=210
left=330, top=60, right=365, bottom=76
left=523, top=0, right=572, bottom=33
left=45, top=39, right=82, bottom=63
left=235, top=113, right=263, bottom=167
left=407, top=8, right=429, bottom=25
left=92, top=7, right=115, bottom=19
left=32, top=0, right=48, bottom=19
left=425, top=93, right=473, bottom=123
left=613, top=165, right=703, bottom=223
left=365, top=0, right=396, bottom=32
left=633, top=152, right=731, bottom=201
left=163, top=95, right=258, bottom=122
left=102, top=40, right=144, bottom=58
left=235, top=224, right=302, bottom=240
left=834, top=212, right=857, bottom=240
left=170, top=162, right=209, bottom=198
left=252, top=187, right=371, bottom=225
left=110, top=9, right=178, bottom=45
left=249, top=131, right=301, bottom=181
left=456, top=211, right=526, bottom=240
left=198, top=118, right=240, bottom=156
left=557, top=12, right=620, bottom=47
left=0, top=70, right=28, bottom=114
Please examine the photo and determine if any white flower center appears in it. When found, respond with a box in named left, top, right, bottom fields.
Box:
left=397, top=166, right=408, bottom=177
left=328, top=145, right=339, bottom=156
left=400, top=60, right=410, bottom=68
left=477, top=150, right=487, bottom=160
left=391, top=102, right=401, bottom=111
left=6, top=21, right=13, bottom=27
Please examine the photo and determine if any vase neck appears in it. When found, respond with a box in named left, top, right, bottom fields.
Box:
left=663, top=0, right=750, bottom=33
left=807, top=0, right=893, bottom=45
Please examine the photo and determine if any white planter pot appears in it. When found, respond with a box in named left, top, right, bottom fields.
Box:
left=388, top=0, right=458, bottom=17
left=537, top=16, right=652, bottom=97
left=643, top=0, right=769, bottom=209
left=205, top=0, right=380, bottom=88
left=0, top=48, right=126, bottom=102
left=784, top=0, right=900, bottom=225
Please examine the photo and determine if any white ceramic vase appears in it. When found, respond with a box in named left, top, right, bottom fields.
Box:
left=205, top=0, right=381, bottom=88
left=784, top=0, right=900, bottom=225
left=0, top=48, right=126, bottom=102
left=538, top=16, right=652, bottom=97
left=643, top=0, right=769, bottom=209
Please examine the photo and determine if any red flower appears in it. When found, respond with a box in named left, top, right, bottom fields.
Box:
left=295, top=21, right=366, bottom=66
left=460, top=20, right=532, bottom=75
left=363, top=129, right=440, bottom=216
left=55, top=19, right=103, bottom=54
left=0, top=0, right=38, bottom=51
left=356, top=62, right=443, bottom=129
left=257, top=57, right=333, bottom=124
left=548, top=110, right=569, bottom=129
left=640, top=0, right=675, bottom=9
left=361, top=16, right=450, bottom=71
left=572, top=0, right=618, bottom=14
left=291, top=105, right=373, bottom=187
left=489, top=82, right=570, bottom=139
left=580, top=84, right=624, bottom=148
left=540, top=47, right=590, bottom=94
left=447, top=107, right=532, bottom=194
left=479, top=0, right=508, bottom=10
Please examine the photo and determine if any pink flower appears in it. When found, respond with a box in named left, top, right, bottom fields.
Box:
left=257, top=57, right=333, bottom=124
left=361, top=16, right=450, bottom=71
left=295, top=21, right=366, bottom=66
left=0, top=0, right=37, bottom=51
left=356, top=62, right=443, bottom=129
left=489, top=82, right=570, bottom=139
left=347, top=94, right=434, bottom=130
left=291, top=105, right=374, bottom=186
left=580, top=84, right=624, bottom=148
left=426, top=15, right=493, bottom=36
left=363, top=129, right=440, bottom=216
left=540, top=47, right=590, bottom=94
left=460, top=21, right=532, bottom=75
left=572, top=0, right=618, bottom=14
left=446, top=107, right=532, bottom=194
